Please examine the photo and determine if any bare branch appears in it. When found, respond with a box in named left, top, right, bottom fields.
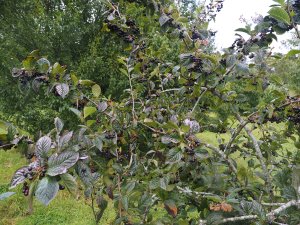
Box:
left=192, top=87, right=208, bottom=114
left=203, top=142, right=237, bottom=174
left=198, top=200, right=300, bottom=224
left=235, top=113, right=273, bottom=198
left=267, top=200, right=300, bottom=217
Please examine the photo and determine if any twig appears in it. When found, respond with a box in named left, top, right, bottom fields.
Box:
left=287, top=0, right=300, bottom=39
left=177, top=186, right=220, bottom=198
left=138, top=122, right=166, bottom=135
left=235, top=114, right=273, bottom=200
left=224, top=120, right=249, bottom=155
left=202, top=142, right=237, bottom=174
left=191, top=87, right=208, bottom=114
left=198, top=200, right=300, bottom=224
left=224, top=111, right=257, bottom=154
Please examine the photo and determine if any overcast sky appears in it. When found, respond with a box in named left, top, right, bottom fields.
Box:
left=208, top=0, right=291, bottom=53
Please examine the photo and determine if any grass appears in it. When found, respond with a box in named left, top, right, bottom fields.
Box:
left=0, top=150, right=116, bottom=225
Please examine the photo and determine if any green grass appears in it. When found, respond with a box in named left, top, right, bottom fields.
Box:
left=0, top=150, right=116, bottom=225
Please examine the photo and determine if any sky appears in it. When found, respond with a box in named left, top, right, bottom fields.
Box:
left=208, top=0, right=291, bottom=53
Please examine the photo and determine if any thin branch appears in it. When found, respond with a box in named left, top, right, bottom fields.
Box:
left=177, top=186, right=220, bottom=198
left=235, top=114, right=273, bottom=200
left=191, top=87, right=208, bottom=114
left=224, top=111, right=257, bottom=154
left=287, top=0, right=300, bottom=39
left=278, top=99, right=300, bottom=109
left=224, top=120, right=249, bottom=155
left=267, top=200, right=300, bottom=217
left=138, top=122, right=166, bottom=135
left=203, top=142, right=237, bottom=174
left=198, top=200, right=300, bottom=224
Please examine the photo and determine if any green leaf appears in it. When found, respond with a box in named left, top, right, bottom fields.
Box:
left=285, top=49, right=300, bottom=58
left=119, top=68, right=128, bottom=76
left=58, top=131, right=73, bottom=149
left=122, top=196, right=129, bottom=211
left=93, top=137, right=103, bottom=152
left=273, top=0, right=285, bottom=6
left=0, top=192, right=15, bottom=200
left=35, top=136, right=52, bottom=158
left=36, top=58, right=50, bottom=73
left=282, top=186, right=298, bottom=200
left=52, top=62, right=65, bottom=76
left=84, top=106, right=97, bottom=119
left=236, top=63, right=250, bottom=74
left=268, top=7, right=290, bottom=24
left=70, top=72, right=79, bottom=86
left=47, top=151, right=79, bottom=176
left=35, top=177, right=59, bottom=205
left=92, top=84, right=101, bottom=98
left=235, top=28, right=252, bottom=35
left=69, top=107, right=82, bottom=119
left=60, top=173, right=77, bottom=194
left=22, top=56, right=35, bottom=70
left=54, top=117, right=64, bottom=134
left=79, top=79, right=95, bottom=86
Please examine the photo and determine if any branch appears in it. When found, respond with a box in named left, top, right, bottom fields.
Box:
left=235, top=114, right=273, bottom=199
left=224, top=120, right=249, bottom=155
left=203, top=142, right=237, bottom=174
left=198, top=200, right=300, bottom=225
left=287, top=0, right=300, bottom=39
left=267, top=200, right=300, bottom=217
left=191, top=87, right=208, bottom=114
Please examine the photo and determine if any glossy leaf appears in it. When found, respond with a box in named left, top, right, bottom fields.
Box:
left=84, top=106, right=97, bottom=119
left=36, top=136, right=52, bottom=158
left=47, top=151, right=79, bottom=176
left=268, top=7, right=290, bottom=24
left=35, top=177, right=59, bottom=205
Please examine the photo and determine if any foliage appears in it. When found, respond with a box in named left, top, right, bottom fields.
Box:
left=3, top=0, right=300, bottom=225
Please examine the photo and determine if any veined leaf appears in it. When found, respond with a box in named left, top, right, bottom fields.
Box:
left=55, top=83, right=69, bottom=99
left=9, top=166, right=30, bottom=189
left=35, top=177, right=59, bottom=205
left=47, top=151, right=79, bottom=176
left=58, top=131, right=73, bottom=149
left=36, top=58, right=50, bottom=73
left=36, top=136, right=52, bottom=159
left=54, top=117, right=64, bottom=134
left=268, top=7, right=290, bottom=24
left=60, top=173, right=77, bottom=194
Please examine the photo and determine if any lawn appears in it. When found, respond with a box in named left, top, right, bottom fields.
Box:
left=0, top=150, right=115, bottom=225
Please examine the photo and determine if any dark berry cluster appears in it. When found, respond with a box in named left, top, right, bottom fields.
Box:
left=203, top=0, right=224, bottom=22
left=188, top=56, right=204, bottom=73
left=22, top=182, right=29, bottom=196
left=105, top=19, right=138, bottom=43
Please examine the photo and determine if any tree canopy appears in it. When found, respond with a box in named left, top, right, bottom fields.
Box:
left=1, top=0, right=300, bottom=224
